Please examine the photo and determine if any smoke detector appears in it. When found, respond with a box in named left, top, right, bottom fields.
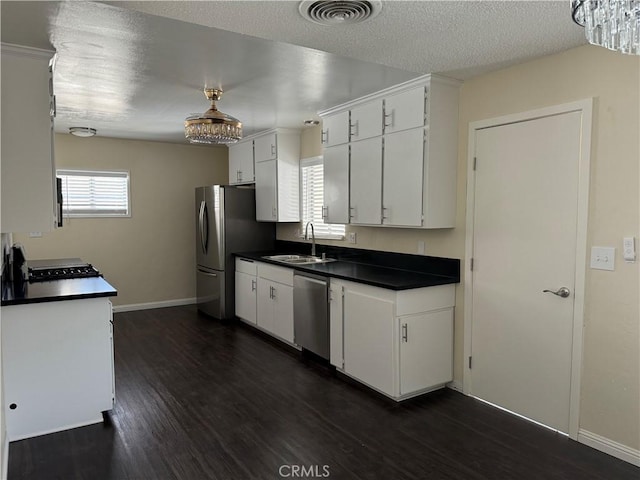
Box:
left=299, top=1, right=382, bottom=26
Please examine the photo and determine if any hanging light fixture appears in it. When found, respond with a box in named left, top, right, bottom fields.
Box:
left=571, top=0, right=640, bottom=55
left=184, top=88, right=242, bottom=145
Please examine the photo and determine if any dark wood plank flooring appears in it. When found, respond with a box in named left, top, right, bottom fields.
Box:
left=8, top=305, right=639, bottom=480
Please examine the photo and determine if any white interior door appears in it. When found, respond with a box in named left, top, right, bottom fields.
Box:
left=470, top=110, right=583, bottom=434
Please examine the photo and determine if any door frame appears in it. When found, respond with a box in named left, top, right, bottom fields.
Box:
left=463, top=99, right=593, bottom=440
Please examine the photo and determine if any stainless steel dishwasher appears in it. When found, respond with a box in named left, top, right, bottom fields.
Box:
left=293, top=272, right=329, bottom=359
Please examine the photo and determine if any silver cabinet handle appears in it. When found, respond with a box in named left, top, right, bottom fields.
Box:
left=251, top=279, right=256, bottom=292
left=349, top=206, right=355, bottom=220
left=384, top=110, right=394, bottom=128
left=271, top=144, right=276, bottom=156
left=381, top=206, right=388, bottom=222
left=321, top=130, right=327, bottom=144
left=543, top=287, right=571, bottom=298
left=350, top=121, right=358, bottom=138
left=402, top=323, right=408, bottom=342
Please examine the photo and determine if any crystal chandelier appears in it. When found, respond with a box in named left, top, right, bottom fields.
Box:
left=571, top=0, right=640, bottom=55
left=184, top=88, right=242, bottom=145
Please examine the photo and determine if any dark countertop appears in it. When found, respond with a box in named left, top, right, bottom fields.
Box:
left=236, top=245, right=460, bottom=291
left=1, top=258, right=117, bottom=306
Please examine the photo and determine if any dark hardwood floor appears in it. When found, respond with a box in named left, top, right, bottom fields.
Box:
left=8, top=305, right=639, bottom=480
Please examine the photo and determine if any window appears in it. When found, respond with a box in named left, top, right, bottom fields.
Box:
left=57, top=169, right=130, bottom=217
left=300, top=157, right=345, bottom=239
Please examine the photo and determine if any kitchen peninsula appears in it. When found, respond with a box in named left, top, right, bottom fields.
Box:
left=1, top=259, right=117, bottom=441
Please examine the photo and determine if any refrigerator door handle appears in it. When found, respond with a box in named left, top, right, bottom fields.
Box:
left=198, top=200, right=209, bottom=254
left=197, top=268, right=218, bottom=277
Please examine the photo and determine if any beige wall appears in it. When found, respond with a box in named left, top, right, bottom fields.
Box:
left=280, top=45, right=640, bottom=451
left=14, top=134, right=228, bottom=307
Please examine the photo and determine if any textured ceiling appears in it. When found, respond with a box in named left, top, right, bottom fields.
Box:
left=0, top=1, right=587, bottom=144
left=109, top=1, right=587, bottom=79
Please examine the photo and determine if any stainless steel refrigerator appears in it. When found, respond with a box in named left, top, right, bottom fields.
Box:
left=196, top=185, right=275, bottom=319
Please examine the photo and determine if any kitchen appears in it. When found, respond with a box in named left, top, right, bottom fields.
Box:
left=0, top=1, right=638, bottom=479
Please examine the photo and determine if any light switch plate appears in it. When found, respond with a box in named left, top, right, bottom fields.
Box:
left=623, top=237, right=636, bottom=262
left=417, top=241, right=425, bottom=255
left=348, top=232, right=357, bottom=244
left=590, top=246, right=615, bottom=271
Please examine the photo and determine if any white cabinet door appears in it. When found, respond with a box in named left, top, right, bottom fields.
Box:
left=235, top=271, right=257, bottom=324
left=343, top=286, right=395, bottom=396
left=256, top=277, right=275, bottom=333
left=256, top=277, right=294, bottom=343
left=383, top=128, right=424, bottom=227
left=271, top=282, right=294, bottom=343
left=350, top=137, right=382, bottom=225
left=1, top=45, right=56, bottom=233
left=322, top=111, right=350, bottom=147
left=228, top=140, right=254, bottom=184
left=399, top=310, right=453, bottom=395
left=384, top=86, right=425, bottom=134
left=323, top=144, right=350, bottom=224
left=329, top=280, right=345, bottom=368
left=2, top=298, right=114, bottom=441
left=254, top=132, right=277, bottom=162
left=350, top=101, right=383, bottom=141
left=255, top=159, right=277, bottom=221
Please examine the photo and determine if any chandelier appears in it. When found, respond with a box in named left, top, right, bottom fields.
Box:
left=184, top=88, right=242, bottom=145
left=571, top=0, right=640, bottom=55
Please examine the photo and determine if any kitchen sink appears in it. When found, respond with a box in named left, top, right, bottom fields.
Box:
left=263, top=254, right=336, bottom=265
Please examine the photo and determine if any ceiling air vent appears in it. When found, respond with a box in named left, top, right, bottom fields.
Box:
left=299, top=1, right=382, bottom=25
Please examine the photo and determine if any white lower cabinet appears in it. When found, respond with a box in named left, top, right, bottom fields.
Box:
left=2, top=297, right=115, bottom=441
left=255, top=262, right=294, bottom=344
left=235, top=258, right=258, bottom=324
left=331, top=279, right=455, bottom=400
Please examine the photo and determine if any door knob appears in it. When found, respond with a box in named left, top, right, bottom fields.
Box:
left=543, top=287, right=571, bottom=298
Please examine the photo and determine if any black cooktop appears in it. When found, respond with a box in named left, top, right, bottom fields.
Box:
left=28, top=264, right=101, bottom=282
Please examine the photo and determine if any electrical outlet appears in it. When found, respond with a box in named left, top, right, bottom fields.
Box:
left=348, top=232, right=357, bottom=244
left=417, top=241, right=425, bottom=255
left=590, top=246, right=615, bottom=271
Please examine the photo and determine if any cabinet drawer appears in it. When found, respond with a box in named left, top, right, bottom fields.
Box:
left=257, top=262, right=294, bottom=286
left=396, top=284, right=455, bottom=316
left=235, top=257, right=257, bottom=276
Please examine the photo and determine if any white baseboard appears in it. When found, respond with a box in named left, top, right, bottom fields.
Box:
left=446, top=380, right=463, bottom=393
left=113, top=297, right=197, bottom=313
left=578, top=429, right=640, bottom=467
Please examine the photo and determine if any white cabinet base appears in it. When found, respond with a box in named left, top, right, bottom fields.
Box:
left=2, top=298, right=115, bottom=441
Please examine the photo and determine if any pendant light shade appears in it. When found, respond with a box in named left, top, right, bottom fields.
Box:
left=184, top=88, right=243, bottom=145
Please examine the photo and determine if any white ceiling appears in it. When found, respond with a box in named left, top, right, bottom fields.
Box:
left=0, top=1, right=587, bottom=144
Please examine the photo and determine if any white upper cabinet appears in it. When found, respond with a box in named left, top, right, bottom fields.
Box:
left=1, top=44, right=57, bottom=233
left=321, top=111, right=350, bottom=147
left=382, top=129, right=424, bottom=227
left=319, top=74, right=459, bottom=229
left=350, top=137, right=382, bottom=225
left=323, top=144, right=350, bottom=224
left=383, top=86, right=426, bottom=134
left=228, top=139, right=254, bottom=184
left=253, top=129, right=300, bottom=222
left=254, top=132, right=278, bottom=162
left=350, top=101, right=383, bottom=141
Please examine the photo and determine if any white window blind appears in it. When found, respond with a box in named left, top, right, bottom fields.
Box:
left=57, top=169, right=130, bottom=217
left=300, top=157, right=345, bottom=239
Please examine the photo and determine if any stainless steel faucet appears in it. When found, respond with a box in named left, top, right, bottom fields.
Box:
left=304, top=221, right=316, bottom=257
